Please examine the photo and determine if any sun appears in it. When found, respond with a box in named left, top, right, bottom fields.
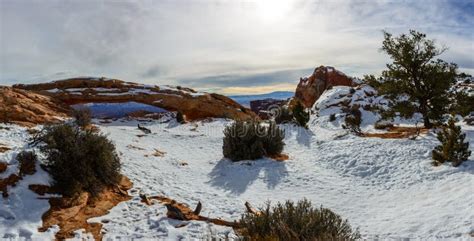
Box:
left=254, top=0, right=294, bottom=23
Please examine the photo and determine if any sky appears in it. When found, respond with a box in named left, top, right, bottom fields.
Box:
left=0, top=0, right=473, bottom=95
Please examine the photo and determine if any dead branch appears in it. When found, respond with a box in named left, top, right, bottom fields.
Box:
left=245, top=201, right=262, bottom=216
left=137, top=124, right=151, bottom=134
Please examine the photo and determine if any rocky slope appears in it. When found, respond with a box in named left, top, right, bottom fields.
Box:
left=0, top=87, right=70, bottom=127
left=294, top=66, right=355, bottom=108
left=13, top=77, right=257, bottom=121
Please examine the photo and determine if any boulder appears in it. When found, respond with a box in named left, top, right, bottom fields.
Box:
left=294, top=66, right=354, bottom=108
left=0, top=86, right=71, bottom=127
left=14, top=77, right=257, bottom=121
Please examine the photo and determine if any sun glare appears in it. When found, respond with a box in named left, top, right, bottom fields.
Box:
left=254, top=0, right=294, bottom=23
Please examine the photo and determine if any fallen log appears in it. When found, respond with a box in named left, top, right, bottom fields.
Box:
left=137, top=124, right=151, bottom=134
left=142, top=194, right=240, bottom=228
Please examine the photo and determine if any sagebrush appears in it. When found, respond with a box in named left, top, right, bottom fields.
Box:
left=240, top=199, right=360, bottom=241
left=223, top=121, right=285, bottom=161
left=32, top=124, right=121, bottom=196
left=72, top=107, right=92, bottom=128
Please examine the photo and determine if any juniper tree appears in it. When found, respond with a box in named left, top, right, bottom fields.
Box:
left=432, top=117, right=471, bottom=167
left=379, top=30, right=457, bottom=128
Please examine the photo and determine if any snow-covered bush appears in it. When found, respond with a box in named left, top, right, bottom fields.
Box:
left=223, top=121, right=284, bottom=161
left=72, top=107, right=92, bottom=128
left=33, top=124, right=121, bottom=196
left=432, top=117, right=471, bottom=167
left=17, top=150, right=37, bottom=176
left=239, top=199, right=360, bottom=241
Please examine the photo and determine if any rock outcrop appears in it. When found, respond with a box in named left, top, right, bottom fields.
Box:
left=0, top=86, right=71, bottom=127
left=250, top=98, right=288, bottom=119
left=294, top=66, right=354, bottom=108
left=14, top=77, right=257, bottom=121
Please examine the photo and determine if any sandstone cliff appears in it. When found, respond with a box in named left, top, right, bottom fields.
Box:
left=294, top=66, right=354, bottom=108
left=0, top=86, right=71, bottom=127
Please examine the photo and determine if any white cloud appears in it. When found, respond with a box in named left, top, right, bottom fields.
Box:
left=0, top=0, right=472, bottom=93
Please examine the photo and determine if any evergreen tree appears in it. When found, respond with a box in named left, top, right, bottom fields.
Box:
left=379, top=30, right=457, bottom=128
left=450, top=91, right=474, bottom=117
left=432, top=117, right=471, bottom=167
left=292, top=101, right=310, bottom=128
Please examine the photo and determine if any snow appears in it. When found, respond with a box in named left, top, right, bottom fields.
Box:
left=89, top=117, right=472, bottom=239
left=0, top=124, right=58, bottom=240
left=0, top=87, right=473, bottom=239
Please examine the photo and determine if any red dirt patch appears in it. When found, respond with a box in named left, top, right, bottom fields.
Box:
left=268, top=153, right=289, bottom=162
left=363, top=126, right=429, bottom=139
left=29, top=184, right=58, bottom=196
left=0, top=174, right=21, bottom=197
left=0, top=162, right=7, bottom=173
left=0, top=145, right=11, bottom=153
left=38, top=176, right=132, bottom=240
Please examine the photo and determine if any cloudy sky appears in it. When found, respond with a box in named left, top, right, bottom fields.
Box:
left=0, top=0, right=473, bottom=94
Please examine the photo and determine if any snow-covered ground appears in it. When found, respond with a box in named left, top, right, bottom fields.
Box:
left=1, top=108, right=473, bottom=239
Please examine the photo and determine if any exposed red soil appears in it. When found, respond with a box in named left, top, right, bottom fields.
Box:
left=37, top=176, right=132, bottom=240
left=0, top=145, right=11, bottom=153
left=268, top=153, right=289, bottom=161
left=363, top=126, right=429, bottom=139
left=0, top=173, right=21, bottom=197
left=0, top=162, right=7, bottom=173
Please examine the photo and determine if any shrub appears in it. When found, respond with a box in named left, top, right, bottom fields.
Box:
left=343, top=106, right=362, bottom=135
left=33, top=124, right=121, bottom=197
left=274, top=106, right=293, bottom=124
left=72, top=107, right=92, bottom=128
left=261, top=122, right=285, bottom=156
left=223, top=121, right=285, bottom=161
left=292, top=102, right=310, bottom=128
left=240, top=199, right=360, bottom=241
left=176, top=111, right=185, bottom=124
left=17, top=150, right=37, bottom=176
left=432, top=117, right=471, bottom=167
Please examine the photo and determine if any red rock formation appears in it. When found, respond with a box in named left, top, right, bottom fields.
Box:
left=14, top=78, right=257, bottom=121
left=294, top=66, right=354, bottom=108
left=0, top=86, right=71, bottom=127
